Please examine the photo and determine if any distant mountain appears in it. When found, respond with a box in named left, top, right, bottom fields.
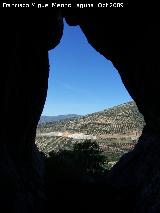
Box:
left=39, top=114, right=81, bottom=124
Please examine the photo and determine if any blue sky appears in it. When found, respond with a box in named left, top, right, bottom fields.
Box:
left=42, top=21, right=132, bottom=116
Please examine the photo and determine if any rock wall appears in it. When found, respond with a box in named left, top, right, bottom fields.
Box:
left=64, top=5, right=160, bottom=213
left=0, top=10, right=63, bottom=212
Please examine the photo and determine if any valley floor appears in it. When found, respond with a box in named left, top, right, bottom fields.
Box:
left=36, top=131, right=141, bottom=169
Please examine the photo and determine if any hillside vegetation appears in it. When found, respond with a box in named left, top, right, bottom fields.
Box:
left=37, top=101, right=144, bottom=136
left=36, top=101, right=145, bottom=168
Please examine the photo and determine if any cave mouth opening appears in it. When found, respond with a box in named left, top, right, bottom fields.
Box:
left=36, top=20, right=144, bottom=174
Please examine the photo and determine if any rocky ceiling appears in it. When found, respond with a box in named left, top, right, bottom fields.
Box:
left=0, top=4, right=159, bottom=212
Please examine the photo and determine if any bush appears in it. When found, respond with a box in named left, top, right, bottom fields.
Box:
left=46, top=139, right=108, bottom=183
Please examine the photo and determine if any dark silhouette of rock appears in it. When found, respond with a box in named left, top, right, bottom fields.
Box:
left=0, top=3, right=160, bottom=212
left=0, top=10, right=63, bottom=213
left=64, top=4, right=160, bottom=213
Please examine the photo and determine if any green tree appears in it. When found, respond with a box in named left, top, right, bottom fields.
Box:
left=46, top=139, right=107, bottom=183
left=73, top=140, right=107, bottom=176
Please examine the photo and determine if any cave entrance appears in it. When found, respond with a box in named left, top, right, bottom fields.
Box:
left=36, top=20, right=144, bottom=170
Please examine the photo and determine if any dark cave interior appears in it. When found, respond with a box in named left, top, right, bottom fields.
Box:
left=0, top=4, right=160, bottom=213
